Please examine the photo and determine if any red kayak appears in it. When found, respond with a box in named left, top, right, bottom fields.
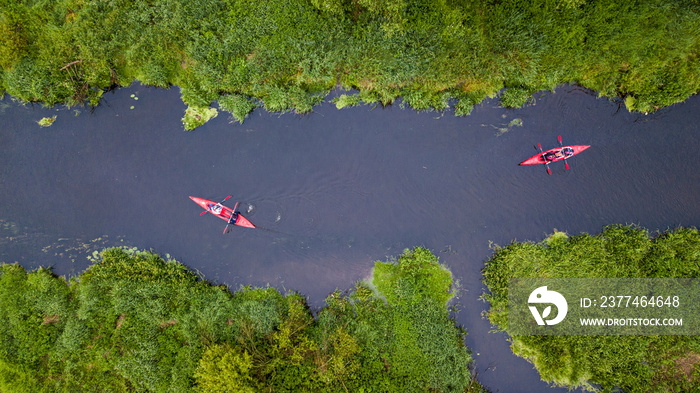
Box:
left=520, top=136, right=589, bottom=174
left=190, top=196, right=255, bottom=231
left=519, top=145, right=590, bottom=165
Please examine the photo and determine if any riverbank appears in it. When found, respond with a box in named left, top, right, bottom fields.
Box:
left=482, top=225, right=700, bottom=392
left=0, top=246, right=485, bottom=392
left=1, top=0, right=699, bottom=128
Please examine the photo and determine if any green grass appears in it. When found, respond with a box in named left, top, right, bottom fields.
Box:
left=218, top=94, right=258, bottom=124
left=2, top=0, right=699, bottom=127
left=0, top=247, right=485, bottom=392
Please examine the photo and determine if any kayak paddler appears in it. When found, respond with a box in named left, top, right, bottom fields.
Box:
left=229, top=211, right=240, bottom=224
left=544, top=150, right=562, bottom=161
left=545, top=147, right=573, bottom=161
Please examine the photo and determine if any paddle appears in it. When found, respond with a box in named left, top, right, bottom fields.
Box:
left=223, top=202, right=239, bottom=234
left=558, top=135, right=570, bottom=170
left=538, top=143, right=552, bottom=175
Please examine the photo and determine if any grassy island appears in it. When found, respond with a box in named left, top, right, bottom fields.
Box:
left=1, top=0, right=699, bottom=128
left=482, top=225, right=700, bottom=392
left=0, top=246, right=484, bottom=392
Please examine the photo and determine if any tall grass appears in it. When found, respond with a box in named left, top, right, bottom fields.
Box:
left=0, top=246, right=485, bottom=392
left=482, top=225, right=700, bottom=392
left=1, top=0, right=698, bottom=127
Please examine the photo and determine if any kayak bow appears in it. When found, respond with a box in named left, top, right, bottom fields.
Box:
left=189, top=196, right=255, bottom=229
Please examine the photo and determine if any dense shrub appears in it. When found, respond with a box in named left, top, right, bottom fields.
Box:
left=0, top=246, right=484, bottom=392
left=1, top=0, right=699, bottom=127
left=482, top=225, right=700, bottom=392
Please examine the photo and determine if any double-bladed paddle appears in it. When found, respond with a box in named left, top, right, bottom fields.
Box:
left=538, top=143, right=552, bottom=175
left=223, top=202, right=239, bottom=234
left=558, top=135, right=570, bottom=170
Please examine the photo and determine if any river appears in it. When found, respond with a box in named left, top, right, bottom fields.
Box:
left=1, top=85, right=699, bottom=392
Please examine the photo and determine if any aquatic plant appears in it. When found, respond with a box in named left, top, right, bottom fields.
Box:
left=332, top=94, right=362, bottom=109
left=182, top=106, right=218, bottom=131
left=37, top=115, right=56, bottom=127
left=509, top=118, right=523, bottom=127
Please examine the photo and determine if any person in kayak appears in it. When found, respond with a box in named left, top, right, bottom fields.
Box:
left=544, top=150, right=562, bottom=161
left=208, top=204, right=223, bottom=215
left=545, top=147, right=574, bottom=161
left=229, top=211, right=240, bottom=224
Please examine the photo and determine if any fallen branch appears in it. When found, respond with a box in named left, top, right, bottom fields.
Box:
left=60, top=60, right=82, bottom=70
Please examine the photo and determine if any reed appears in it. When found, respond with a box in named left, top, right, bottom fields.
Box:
left=482, top=225, right=700, bottom=392
left=2, top=0, right=698, bottom=128
left=0, top=247, right=485, bottom=392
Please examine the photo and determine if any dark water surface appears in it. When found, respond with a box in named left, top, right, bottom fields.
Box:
left=2, top=85, right=699, bottom=392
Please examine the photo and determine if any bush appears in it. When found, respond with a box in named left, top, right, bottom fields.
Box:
left=0, top=247, right=485, bottom=392
left=482, top=225, right=700, bottom=392
left=218, top=94, right=258, bottom=123
left=2, top=0, right=698, bottom=123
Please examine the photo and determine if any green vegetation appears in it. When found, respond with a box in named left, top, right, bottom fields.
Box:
left=37, top=115, right=56, bottom=127
left=0, top=246, right=484, bottom=392
left=1, top=0, right=699, bottom=128
left=182, top=106, right=218, bottom=131
left=482, top=225, right=700, bottom=392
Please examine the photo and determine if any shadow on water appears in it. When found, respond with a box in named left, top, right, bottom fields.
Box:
left=1, top=84, right=699, bottom=392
